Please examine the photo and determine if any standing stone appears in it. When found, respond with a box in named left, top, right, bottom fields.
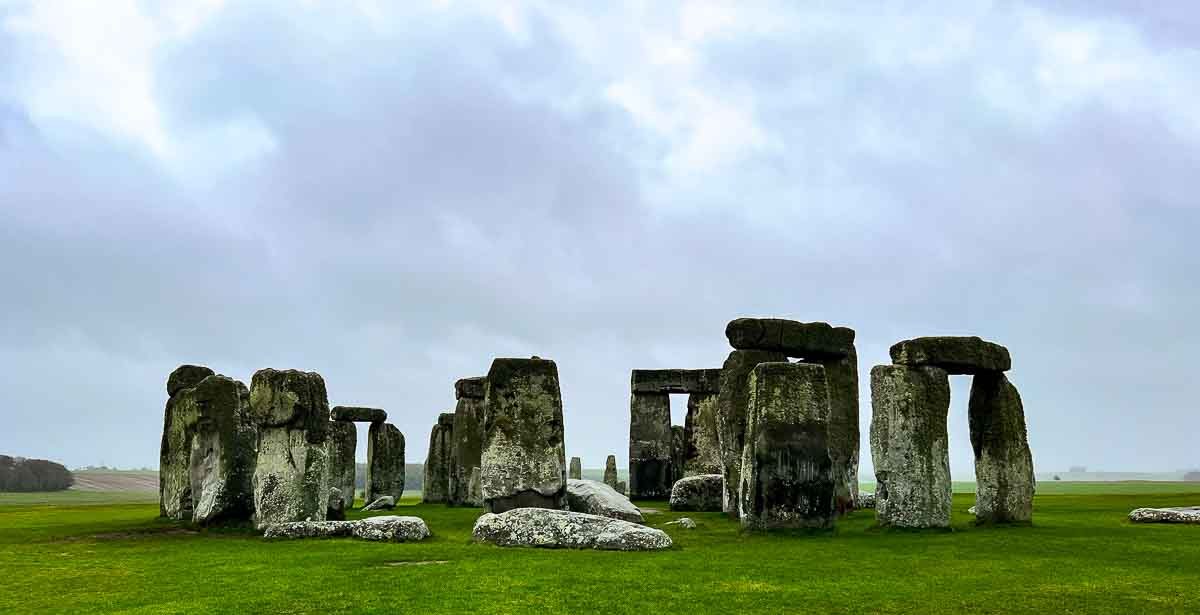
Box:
left=716, top=349, right=786, bottom=517
left=423, top=413, right=454, bottom=503
left=670, top=425, right=686, bottom=486
left=869, top=365, right=952, bottom=529
left=969, top=372, right=1035, bottom=524
left=449, top=377, right=486, bottom=506
left=467, top=466, right=483, bottom=506
left=327, top=420, right=357, bottom=511
left=480, top=357, right=567, bottom=513
left=569, top=457, right=582, bottom=480
left=603, top=455, right=619, bottom=490
left=683, top=392, right=722, bottom=476
left=249, top=369, right=332, bottom=529
left=628, top=391, right=672, bottom=499
left=669, top=474, right=723, bottom=512
left=160, top=364, right=215, bottom=520
left=738, top=363, right=835, bottom=530
left=821, top=347, right=860, bottom=511
left=184, top=375, right=256, bottom=524
left=366, top=422, right=405, bottom=504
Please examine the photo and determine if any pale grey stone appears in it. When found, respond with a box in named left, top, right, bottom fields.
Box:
left=263, top=520, right=353, bottom=539
left=565, top=479, right=643, bottom=523
left=664, top=517, right=697, bottom=529
left=1129, top=507, right=1200, bottom=524
left=820, top=347, right=860, bottom=512
left=669, top=474, right=723, bottom=512
left=472, top=508, right=672, bottom=551
left=249, top=368, right=331, bottom=529
left=351, top=515, right=431, bottom=541
left=628, top=392, right=672, bottom=499
left=362, top=495, right=396, bottom=511
left=366, top=422, right=405, bottom=503
left=969, top=372, right=1035, bottom=524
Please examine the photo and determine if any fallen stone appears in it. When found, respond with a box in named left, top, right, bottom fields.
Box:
left=351, top=515, right=431, bottom=542
left=330, top=406, right=387, bottom=423
left=569, top=457, right=582, bottom=480
left=327, top=420, right=357, bottom=510
left=870, top=365, right=952, bottom=529
left=366, top=422, right=405, bottom=503
left=249, top=368, right=331, bottom=529
left=363, top=495, right=396, bottom=511
left=716, top=349, right=787, bottom=517
left=1129, top=507, right=1200, bottom=524
left=725, top=318, right=854, bottom=359
left=682, top=392, right=722, bottom=476
left=629, top=391, right=672, bottom=499
left=450, top=377, right=486, bottom=506
left=669, top=474, right=723, bottom=512
left=159, top=364, right=215, bottom=520
left=889, top=336, right=1011, bottom=374
left=480, top=357, right=567, bottom=513
left=263, top=520, right=354, bottom=539
left=630, top=369, right=722, bottom=394
left=565, top=479, right=643, bottom=523
left=422, top=413, right=454, bottom=504
left=472, top=508, right=672, bottom=551
left=664, top=517, right=697, bottom=529
left=739, top=362, right=836, bottom=530
left=969, top=372, right=1035, bottom=524
left=855, top=492, right=876, bottom=510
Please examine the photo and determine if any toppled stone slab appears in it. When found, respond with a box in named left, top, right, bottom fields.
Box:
left=630, top=369, right=722, bottom=394
left=366, top=422, right=405, bottom=503
left=890, top=336, right=1011, bottom=374
left=330, top=406, right=388, bottom=423
left=455, top=376, right=486, bottom=400
left=263, top=520, right=354, bottom=539
left=422, top=413, right=454, bottom=504
left=969, top=372, right=1034, bottom=524
left=450, top=378, right=486, bottom=506
left=363, top=495, right=396, bottom=511
left=669, top=474, right=723, bottom=512
left=870, top=365, right=952, bottom=529
left=472, top=508, right=671, bottom=551
left=566, top=479, right=643, bottom=523
left=725, top=318, right=854, bottom=359
left=683, top=392, right=722, bottom=476
left=1129, top=507, right=1200, bottom=524
left=665, top=517, right=697, bottom=529
left=328, top=420, right=357, bottom=511
left=629, top=392, right=672, bottom=499
left=351, top=516, right=431, bottom=542
left=569, top=457, right=582, bottom=480
left=739, top=362, right=836, bottom=530
left=250, top=368, right=331, bottom=529
left=480, top=357, right=567, bottom=513
left=716, top=349, right=787, bottom=517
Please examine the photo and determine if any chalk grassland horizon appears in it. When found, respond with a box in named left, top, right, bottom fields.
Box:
left=1, top=485, right=1198, bottom=613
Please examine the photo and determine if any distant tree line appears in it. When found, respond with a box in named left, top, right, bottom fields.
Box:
left=1185, top=471, right=1200, bottom=482
left=0, top=455, right=74, bottom=492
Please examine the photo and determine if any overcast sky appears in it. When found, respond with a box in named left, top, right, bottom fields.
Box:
left=1, top=1, right=1197, bottom=477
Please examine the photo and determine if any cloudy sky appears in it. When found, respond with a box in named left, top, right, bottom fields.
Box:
left=2, top=1, right=1197, bottom=477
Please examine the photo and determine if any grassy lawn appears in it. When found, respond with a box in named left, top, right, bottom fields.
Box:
left=1, top=484, right=1197, bottom=614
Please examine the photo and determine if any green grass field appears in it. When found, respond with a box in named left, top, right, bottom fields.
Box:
left=1, top=484, right=1198, bottom=614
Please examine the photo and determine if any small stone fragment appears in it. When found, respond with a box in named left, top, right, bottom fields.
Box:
left=565, top=479, right=643, bottom=523
left=351, top=515, right=431, bottom=542
left=889, top=336, right=1011, bottom=374
left=263, top=520, right=354, bottom=539
left=250, top=368, right=332, bottom=529
left=471, top=508, right=672, bottom=551
left=603, top=455, right=620, bottom=490
left=630, top=369, right=722, bottom=394
left=330, top=406, right=387, bottom=423
left=669, top=474, right=723, bottom=512
left=664, top=517, right=697, bottom=529
left=362, top=495, right=396, bottom=511
left=855, top=492, right=876, bottom=509
left=725, top=318, right=854, bottom=359
left=366, top=422, right=405, bottom=504
left=569, top=457, right=582, bottom=480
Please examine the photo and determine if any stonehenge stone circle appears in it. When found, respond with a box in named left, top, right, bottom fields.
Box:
left=472, top=508, right=672, bottom=551
left=969, top=372, right=1035, bottom=524
left=569, top=456, right=582, bottom=480
left=628, top=390, right=672, bottom=499
left=449, top=376, right=485, bottom=506
left=869, top=365, right=952, bottom=529
left=423, top=413, right=455, bottom=504
left=160, top=364, right=215, bottom=519
left=603, top=455, right=619, bottom=490
left=716, top=349, right=786, bottom=517
left=565, top=478, right=643, bottom=523
left=725, top=318, right=854, bottom=359
left=738, top=363, right=835, bottom=530
left=327, top=420, right=357, bottom=511
left=480, top=357, right=567, bottom=513
left=330, top=406, right=387, bottom=423
left=822, top=346, right=860, bottom=511
left=683, top=392, right=722, bottom=476
left=669, top=474, right=723, bottom=512
left=183, top=375, right=256, bottom=525
left=889, top=336, right=1011, bottom=374
left=249, top=368, right=332, bottom=529
left=366, top=422, right=405, bottom=504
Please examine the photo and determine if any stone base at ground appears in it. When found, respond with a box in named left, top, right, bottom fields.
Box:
left=669, top=474, right=723, bottom=512
left=472, top=508, right=672, bottom=551
left=263, top=516, right=430, bottom=541
left=565, top=479, right=643, bottom=523
left=1129, top=507, right=1200, bottom=524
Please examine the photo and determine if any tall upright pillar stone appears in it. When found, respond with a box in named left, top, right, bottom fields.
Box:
left=969, top=372, right=1034, bottom=524
left=423, top=413, right=455, bottom=503
left=327, top=420, right=357, bottom=510
left=628, top=391, right=672, bottom=499
left=366, top=422, right=405, bottom=503
left=716, top=349, right=786, bottom=516
left=184, top=375, right=256, bottom=524
left=569, top=457, right=582, bottom=480
left=449, top=377, right=486, bottom=506
left=683, top=392, right=722, bottom=476
left=603, top=455, right=620, bottom=491
left=480, top=357, right=567, bottom=513
left=160, top=364, right=215, bottom=520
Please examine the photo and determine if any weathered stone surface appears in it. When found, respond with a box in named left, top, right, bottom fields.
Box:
left=603, top=455, right=619, bottom=490
left=738, top=363, right=835, bottom=530
left=716, top=349, right=787, bottom=517
left=366, top=422, right=405, bottom=503
left=855, top=492, right=876, bottom=510
left=969, top=373, right=1034, bottom=524
left=263, top=520, right=354, bottom=539
left=326, top=488, right=346, bottom=520
left=665, top=517, right=697, bottom=529
left=467, top=467, right=482, bottom=506
left=820, top=347, right=860, bottom=512
left=630, top=369, right=722, bottom=394
left=615, top=481, right=627, bottom=496
left=1129, top=507, right=1200, bottom=524
left=363, top=495, right=396, bottom=511
left=480, top=357, right=567, bottom=513
left=870, top=365, right=952, bottom=529
left=472, top=508, right=671, bottom=551
left=330, top=406, right=387, bottom=423
left=669, top=474, right=723, bottom=512
left=569, top=457, right=582, bottom=480
left=565, top=479, right=643, bottom=523
left=455, top=376, right=486, bottom=400
left=351, top=515, right=431, bottom=542
left=449, top=379, right=485, bottom=506
left=890, top=336, right=1011, bottom=374
left=682, top=393, right=722, bottom=476
left=725, top=318, right=854, bottom=359
left=166, top=364, right=215, bottom=398
left=670, top=425, right=686, bottom=486
left=159, top=364, right=215, bottom=519
left=185, top=375, right=256, bottom=524
left=422, top=413, right=454, bottom=504
left=250, top=369, right=331, bottom=529
left=327, top=420, right=357, bottom=511
left=629, top=392, right=672, bottom=499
